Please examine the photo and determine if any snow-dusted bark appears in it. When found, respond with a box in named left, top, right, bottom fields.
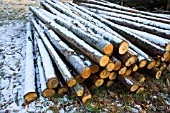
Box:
left=24, top=22, right=37, bottom=102
left=88, top=9, right=170, bottom=30
left=30, top=16, right=76, bottom=87
left=67, top=3, right=169, bottom=61
left=29, top=6, right=109, bottom=67
left=43, top=0, right=129, bottom=55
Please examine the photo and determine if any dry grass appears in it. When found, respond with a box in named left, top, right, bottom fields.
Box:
left=0, top=0, right=40, bottom=23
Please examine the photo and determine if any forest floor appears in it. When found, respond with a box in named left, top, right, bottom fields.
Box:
left=0, top=0, right=170, bottom=113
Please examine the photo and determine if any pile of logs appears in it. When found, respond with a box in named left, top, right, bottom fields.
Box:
left=24, top=0, right=170, bottom=104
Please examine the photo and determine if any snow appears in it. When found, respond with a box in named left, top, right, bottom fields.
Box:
left=124, top=77, right=133, bottom=85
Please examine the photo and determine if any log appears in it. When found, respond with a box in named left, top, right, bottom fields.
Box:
left=118, top=66, right=127, bottom=75
left=111, top=56, right=122, bottom=71
left=136, top=87, right=145, bottom=94
left=73, top=82, right=84, bottom=97
left=108, top=71, right=117, bottom=80
left=125, top=68, right=132, bottom=76
left=43, top=0, right=129, bottom=55
left=79, top=1, right=170, bottom=24
left=131, top=72, right=146, bottom=84
left=147, top=67, right=162, bottom=79
left=33, top=25, right=59, bottom=89
left=105, top=61, right=115, bottom=72
left=39, top=8, right=113, bottom=56
left=99, top=69, right=110, bottom=79
left=37, top=18, right=91, bottom=79
left=155, top=60, right=161, bottom=68
left=132, top=64, right=138, bottom=72
left=106, top=80, right=114, bottom=88
left=24, top=22, right=37, bottom=102
left=89, top=74, right=104, bottom=87
left=31, top=16, right=76, bottom=87
left=37, top=55, right=55, bottom=97
left=30, top=6, right=109, bottom=67
left=87, top=8, right=170, bottom=30
left=71, top=70, right=85, bottom=84
left=81, top=85, right=92, bottom=104
left=117, top=75, right=139, bottom=92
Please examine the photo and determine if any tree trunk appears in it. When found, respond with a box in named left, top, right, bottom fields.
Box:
left=30, top=6, right=109, bottom=67
left=42, top=0, right=129, bottom=55
left=168, top=0, right=170, bottom=10
left=31, top=17, right=76, bottom=87
left=24, top=22, right=37, bottom=103
left=117, top=75, right=139, bottom=92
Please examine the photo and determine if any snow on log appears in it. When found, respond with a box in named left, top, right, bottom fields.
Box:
left=37, top=19, right=91, bottom=79
left=24, top=22, right=37, bottom=102
left=33, top=23, right=59, bottom=89
left=29, top=6, right=109, bottom=67
left=79, top=2, right=170, bottom=24
left=43, top=0, right=129, bottom=55
left=30, top=16, right=76, bottom=87
left=39, top=6, right=113, bottom=56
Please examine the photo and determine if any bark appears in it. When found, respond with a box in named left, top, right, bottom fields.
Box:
left=73, top=82, right=84, bottom=97
left=90, top=9, right=170, bottom=30
left=78, top=0, right=170, bottom=23
left=131, top=72, right=146, bottom=84
left=168, top=0, right=170, bottom=10
left=117, top=75, right=139, bottom=92
left=147, top=67, right=163, bottom=79
left=33, top=24, right=59, bottom=89
left=30, top=6, right=109, bottom=67
left=31, top=16, right=76, bottom=87
left=24, top=22, right=37, bottom=102
left=38, top=20, right=91, bottom=79
left=89, top=74, right=104, bottom=87
left=106, top=80, right=114, bottom=88
left=43, top=0, right=129, bottom=55
left=41, top=1, right=113, bottom=56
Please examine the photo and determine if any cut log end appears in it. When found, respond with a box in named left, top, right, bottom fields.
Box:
left=162, top=51, right=170, bottom=62
left=139, top=60, right=147, bottom=68
left=42, top=89, right=55, bottom=97
left=104, top=43, right=114, bottom=55
left=95, top=78, right=104, bottom=87
left=106, top=80, right=114, bottom=88
left=113, top=62, right=122, bottom=71
left=139, top=77, right=146, bottom=83
left=156, top=70, right=162, bottom=79
left=99, top=55, right=110, bottom=67
left=109, top=72, right=117, bottom=80
left=82, top=67, right=91, bottom=78
left=58, top=87, right=68, bottom=96
left=82, top=94, right=92, bottom=104
left=147, top=60, right=156, bottom=69
left=47, top=77, right=59, bottom=89
left=100, top=69, right=110, bottom=79
left=166, top=43, right=170, bottom=51
left=75, top=75, right=85, bottom=83
left=136, top=87, right=144, bottom=94
left=67, top=78, right=77, bottom=87
left=119, top=41, right=129, bottom=55
left=90, top=64, right=99, bottom=73
left=119, top=66, right=127, bottom=75
left=132, top=65, right=138, bottom=72
left=106, top=62, right=115, bottom=72
left=130, top=84, right=139, bottom=92
left=125, top=68, right=132, bottom=76
left=125, top=56, right=137, bottom=67
left=76, top=89, right=84, bottom=97
left=24, top=92, right=37, bottom=102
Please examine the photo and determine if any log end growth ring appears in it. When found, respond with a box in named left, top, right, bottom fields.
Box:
left=77, top=89, right=84, bottom=97
left=82, top=67, right=91, bottom=78
left=47, top=77, right=59, bottom=89
left=106, top=62, right=115, bottom=72
left=104, top=43, right=114, bottom=56
left=132, top=65, right=138, bottom=72
left=125, top=56, right=137, bottom=67
left=119, top=41, right=129, bottom=55
left=139, top=59, right=147, bottom=68
left=162, top=51, right=170, bottom=62
left=90, top=64, right=99, bottom=73
left=99, top=55, right=110, bottom=67
left=147, top=60, right=156, bottom=69
left=67, top=78, right=77, bottom=87
left=113, top=61, right=122, bottom=71
left=95, top=78, right=104, bottom=87
left=82, top=94, right=92, bottom=104
left=156, top=70, right=162, bottom=79
left=43, top=89, right=55, bottom=97
left=130, top=84, right=139, bottom=92
left=166, top=43, right=170, bottom=51
left=58, top=87, right=68, bottom=96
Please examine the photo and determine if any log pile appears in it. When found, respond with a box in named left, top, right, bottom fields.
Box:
left=24, top=0, right=170, bottom=105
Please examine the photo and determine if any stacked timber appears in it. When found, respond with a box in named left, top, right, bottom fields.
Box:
left=23, top=0, right=170, bottom=104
